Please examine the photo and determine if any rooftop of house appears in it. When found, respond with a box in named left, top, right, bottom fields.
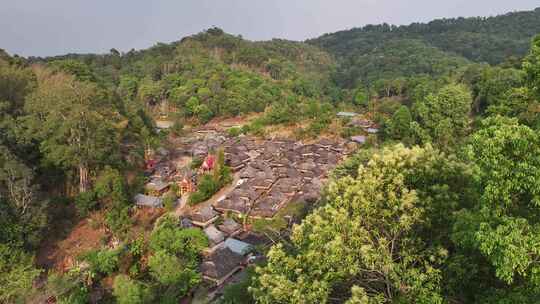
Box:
left=134, top=194, right=163, bottom=208
left=190, top=206, right=219, bottom=223
left=145, top=180, right=170, bottom=192
left=200, top=247, right=244, bottom=281
left=351, top=135, right=367, bottom=144
left=337, top=111, right=358, bottom=117
left=223, top=238, right=253, bottom=256
left=204, top=224, right=225, bottom=246
left=218, top=218, right=242, bottom=235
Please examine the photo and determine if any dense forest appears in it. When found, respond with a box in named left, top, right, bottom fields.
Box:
left=2, top=6, right=540, bottom=304
left=309, top=7, right=540, bottom=88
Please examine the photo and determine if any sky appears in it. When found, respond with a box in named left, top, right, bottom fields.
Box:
left=1, top=0, right=539, bottom=57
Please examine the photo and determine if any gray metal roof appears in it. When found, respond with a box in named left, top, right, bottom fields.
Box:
left=134, top=194, right=163, bottom=208
left=350, top=135, right=367, bottom=144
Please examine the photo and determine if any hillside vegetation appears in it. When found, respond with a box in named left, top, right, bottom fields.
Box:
left=2, top=6, right=540, bottom=304
left=309, top=7, right=540, bottom=87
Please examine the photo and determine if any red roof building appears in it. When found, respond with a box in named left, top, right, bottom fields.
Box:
left=202, top=155, right=216, bottom=171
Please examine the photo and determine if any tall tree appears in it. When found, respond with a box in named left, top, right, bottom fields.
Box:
left=251, top=144, right=470, bottom=303
left=24, top=68, right=120, bottom=192
left=453, top=116, right=540, bottom=302
left=523, top=35, right=540, bottom=99
left=412, top=83, right=472, bottom=147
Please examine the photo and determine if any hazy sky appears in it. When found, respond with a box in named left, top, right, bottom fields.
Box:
left=1, top=0, right=539, bottom=57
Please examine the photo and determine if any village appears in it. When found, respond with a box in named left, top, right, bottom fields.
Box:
left=133, top=112, right=378, bottom=299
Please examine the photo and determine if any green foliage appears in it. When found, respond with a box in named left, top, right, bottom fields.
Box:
left=91, top=167, right=133, bottom=238
left=0, top=145, right=47, bottom=247
left=105, top=205, right=132, bottom=238
left=227, top=126, right=243, bottom=137
left=74, top=191, right=98, bottom=217
left=49, top=59, right=97, bottom=82
left=162, top=191, right=178, bottom=212
left=252, top=144, right=471, bottom=303
left=190, top=157, right=203, bottom=169
left=146, top=221, right=207, bottom=300
left=189, top=152, right=232, bottom=205
left=81, top=248, right=120, bottom=276
left=149, top=225, right=208, bottom=259
left=113, top=275, right=150, bottom=304
left=189, top=174, right=219, bottom=205
left=118, top=75, right=139, bottom=100
left=523, top=35, right=540, bottom=99
left=387, top=105, right=412, bottom=140
left=464, top=65, right=525, bottom=114
left=353, top=87, right=369, bottom=106
left=148, top=250, right=201, bottom=294
left=450, top=116, right=540, bottom=302
left=24, top=69, right=121, bottom=192
left=0, top=244, right=41, bottom=303
left=220, top=267, right=256, bottom=304
left=46, top=270, right=89, bottom=304
left=1, top=12, right=540, bottom=304
left=412, top=83, right=472, bottom=147
left=170, top=119, right=183, bottom=136
left=310, top=9, right=540, bottom=87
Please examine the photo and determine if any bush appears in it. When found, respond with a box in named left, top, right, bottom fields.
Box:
left=220, top=267, right=256, bottom=304
left=195, top=104, right=213, bottom=123
left=105, top=205, right=132, bottom=239
left=162, top=191, right=178, bottom=212
left=190, top=157, right=203, bottom=169
left=74, top=191, right=97, bottom=217
left=188, top=191, right=206, bottom=205
left=81, top=248, right=120, bottom=276
left=247, top=119, right=265, bottom=137
left=240, top=124, right=251, bottom=134
left=227, top=127, right=242, bottom=137
left=149, top=225, right=208, bottom=257
left=113, top=275, right=150, bottom=304
left=148, top=251, right=185, bottom=285
left=188, top=174, right=219, bottom=205
left=170, top=120, right=183, bottom=136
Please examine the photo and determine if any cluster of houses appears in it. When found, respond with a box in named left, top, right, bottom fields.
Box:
left=133, top=129, right=351, bottom=288
left=215, top=137, right=347, bottom=218
left=337, top=112, right=379, bottom=144
left=183, top=206, right=268, bottom=286
left=183, top=133, right=349, bottom=287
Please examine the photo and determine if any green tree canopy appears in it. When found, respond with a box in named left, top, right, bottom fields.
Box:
left=452, top=117, right=540, bottom=303
left=251, top=144, right=471, bottom=303
left=412, top=83, right=472, bottom=147
left=23, top=68, right=120, bottom=192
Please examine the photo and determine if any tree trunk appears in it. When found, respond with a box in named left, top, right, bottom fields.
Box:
left=79, top=164, right=89, bottom=193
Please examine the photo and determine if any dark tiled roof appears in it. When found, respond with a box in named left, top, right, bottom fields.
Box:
left=201, top=247, right=244, bottom=280
left=190, top=206, right=218, bottom=223
left=218, top=218, right=242, bottom=235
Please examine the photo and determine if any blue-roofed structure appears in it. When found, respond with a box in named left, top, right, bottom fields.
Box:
left=224, top=238, right=253, bottom=256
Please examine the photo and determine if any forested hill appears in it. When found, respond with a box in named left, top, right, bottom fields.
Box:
left=25, top=28, right=339, bottom=124
left=308, top=7, right=540, bottom=87
left=29, top=28, right=336, bottom=93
